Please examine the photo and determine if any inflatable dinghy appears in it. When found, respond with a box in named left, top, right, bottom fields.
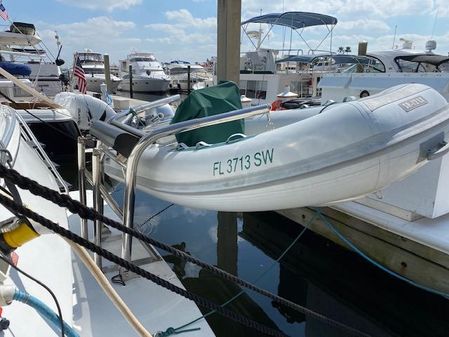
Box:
left=101, top=83, right=449, bottom=211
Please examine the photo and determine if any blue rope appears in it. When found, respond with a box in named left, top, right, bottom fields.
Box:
left=313, top=209, right=449, bottom=299
left=157, top=212, right=318, bottom=336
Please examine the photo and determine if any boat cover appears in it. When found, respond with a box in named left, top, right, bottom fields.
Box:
left=0, top=62, right=32, bottom=76
left=171, top=81, right=244, bottom=146
left=241, top=12, right=337, bottom=29
left=9, top=22, right=36, bottom=35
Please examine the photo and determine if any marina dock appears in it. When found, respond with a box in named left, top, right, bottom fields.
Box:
left=278, top=206, right=449, bottom=295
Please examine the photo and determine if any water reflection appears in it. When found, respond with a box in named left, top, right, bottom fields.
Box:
left=242, top=211, right=449, bottom=337
left=217, top=212, right=238, bottom=276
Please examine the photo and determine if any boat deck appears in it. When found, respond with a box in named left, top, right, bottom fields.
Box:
left=68, top=191, right=214, bottom=336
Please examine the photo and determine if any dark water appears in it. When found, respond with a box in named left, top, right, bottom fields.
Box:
left=106, top=187, right=449, bottom=337
left=59, top=91, right=449, bottom=337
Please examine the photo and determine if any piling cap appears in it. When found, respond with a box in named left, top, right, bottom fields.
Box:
left=276, top=85, right=298, bottom=99
left=240, top=95, right=252, bottom=103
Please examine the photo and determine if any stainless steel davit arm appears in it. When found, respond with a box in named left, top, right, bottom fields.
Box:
left=109, top=95, right=181, bottom=124
left=121, top=104, right=270, bottom=262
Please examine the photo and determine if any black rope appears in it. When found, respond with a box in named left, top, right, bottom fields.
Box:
left=0, top=164, right=371, bottom=337
left=0, top=193, right=286, bottom=337
left=0, top=254, right=65, bottom=337
left=138, top=203, right=174, bottom=227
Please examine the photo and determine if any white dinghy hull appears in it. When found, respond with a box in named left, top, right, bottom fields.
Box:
left=105, top=84, right=449, bottom=211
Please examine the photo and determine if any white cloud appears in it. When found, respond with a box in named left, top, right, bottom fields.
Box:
left=336, top=19, right=390, bottom=33
left=33, top=2, right=449, bottom=68
left=242, top=0, right=434, bottom=19
left=165, top=9, right=216, bottom=29
left=57, top=0, right=141, bottom=11
left=36, top=17, right=138, bottom=64
left=143, top=9, right=217, bottom=61
left=434, top=0, right=449, bottom=17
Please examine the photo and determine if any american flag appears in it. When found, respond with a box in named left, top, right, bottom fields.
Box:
left=0, top=3, right=8, bottom=21
left=73, top=55, right=87, bottom=94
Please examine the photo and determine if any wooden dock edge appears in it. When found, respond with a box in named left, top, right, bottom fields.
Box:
left=277, top=207, right=449, bottom=295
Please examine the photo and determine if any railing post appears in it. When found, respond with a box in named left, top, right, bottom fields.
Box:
left=92, top=148, right=104, bottom=269
left=129, top=65, right=133, bottom=98
left=77, top=136, right=88, bottom=239
left=103, top=54, right=112, bottom=94
left=187, top=65, right=191, bottom=94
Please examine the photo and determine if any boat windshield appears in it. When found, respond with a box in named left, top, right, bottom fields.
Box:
left=341, top=55, right=386, bottom=73
left=78, top=53, right=103, bottom=62
left=84, top=68, right=105, bottom=75
left=394, top=54, right=449, bottom=72
left=130, top=57, right=156, bottom=62
left=170, top=67, right=206, bottom=75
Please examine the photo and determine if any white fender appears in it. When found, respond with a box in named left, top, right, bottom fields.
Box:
left=54, top=92, right=116, bottom=131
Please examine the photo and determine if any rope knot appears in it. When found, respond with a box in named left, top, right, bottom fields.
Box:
left=156, top=326, right=201, bottom=336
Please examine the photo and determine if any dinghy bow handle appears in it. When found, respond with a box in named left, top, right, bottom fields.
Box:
left=427, top=141, right=449, bottom=160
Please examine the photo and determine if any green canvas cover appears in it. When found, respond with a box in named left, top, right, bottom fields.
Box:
left=171, top=81, right=244, bottom=146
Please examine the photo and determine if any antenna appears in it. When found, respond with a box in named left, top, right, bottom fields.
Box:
left=392, top=25, right=397, bottom=49
left=257, top=8, right=262, bottom=50
left=431, top=10, right=438, bottom=39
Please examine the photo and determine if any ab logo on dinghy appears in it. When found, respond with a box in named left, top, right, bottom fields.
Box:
left=399, top=96, right=428, bottom=112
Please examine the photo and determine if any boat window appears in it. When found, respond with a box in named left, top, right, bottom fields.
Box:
left=290, top=80, right=313, bottom=97
left=395, top=58, right=437, bottom=72
left=363, top=56, right=386, bottom=73
left=85, top=69, right=105, bottom=75
left=439, top=62, right=449, bottom=72
left=130, top=57, right=156, bottom=62
left=4, top=86, right=33, bottom=98
left=27, top=121, right=79, bottom=164
left=240, top=80, right=267, bottom=99
left=78, top=53, right=103, bottom=62
left=190, top=68, right=207, bottom=74
left=169, top=67, right=185, bottom=75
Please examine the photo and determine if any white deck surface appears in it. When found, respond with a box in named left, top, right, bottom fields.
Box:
left=2, top=188, right=214, bottom=336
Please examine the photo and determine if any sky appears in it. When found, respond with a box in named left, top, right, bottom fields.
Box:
left=2, top=0, right=449, bottom=67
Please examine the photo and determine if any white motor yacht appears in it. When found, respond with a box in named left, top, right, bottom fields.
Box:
left=0, top=22, right=64, bottom=97
left=166, top=60, right=213, bottom=91
left=239, top=12, right=342, bottom=106
left=74, top=50, right=122, bottom=94
left=319, top=40, right=449, bottom=102
left=118, top=52, right=170, bottom=93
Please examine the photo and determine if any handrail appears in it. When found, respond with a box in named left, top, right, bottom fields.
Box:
left=0, top=107, right=17, bottom=152
left=16, top=112, right=69, bottom=194
left=121, top=104, right=270, bottom=261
